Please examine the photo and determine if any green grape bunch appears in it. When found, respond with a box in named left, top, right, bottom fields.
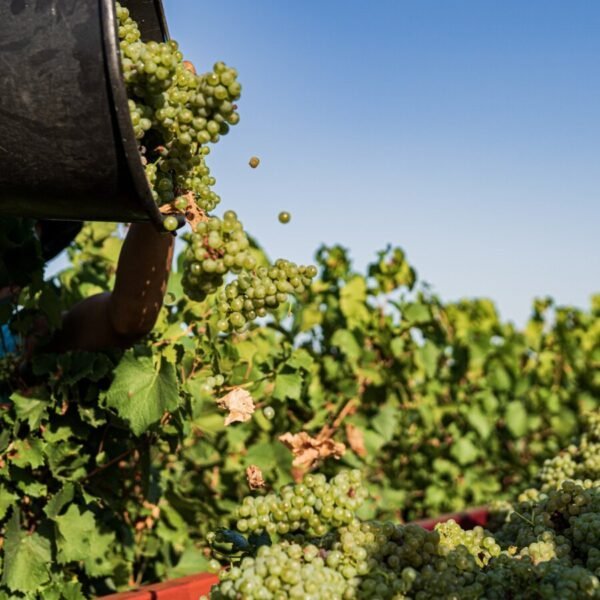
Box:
left=116, top=3, right=240, bottom=211
left=116, top=4, right=317, bottom=328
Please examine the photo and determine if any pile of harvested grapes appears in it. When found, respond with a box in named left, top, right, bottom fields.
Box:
left=205, top=413, right=600, bottom=599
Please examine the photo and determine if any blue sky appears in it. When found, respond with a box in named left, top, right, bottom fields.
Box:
left=52, top=1, right=599, bottom=326
left=157, top=1, right=599, bottom=326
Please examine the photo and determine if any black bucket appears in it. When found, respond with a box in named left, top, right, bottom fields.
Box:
left=0, top=0, right=169, bottom=227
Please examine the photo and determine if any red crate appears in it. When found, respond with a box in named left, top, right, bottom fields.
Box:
left=99, top=573, right=219, bottom=600
left=413, top=506, right=489, bottom=531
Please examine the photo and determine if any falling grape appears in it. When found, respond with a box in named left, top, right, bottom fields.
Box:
left=248, top=156, right=260, bottom=168
left=278, top=211, right=291, bottom=224
left=163, top=292, right=177, bottom=306
left=163, top=215, right=179, bottom=231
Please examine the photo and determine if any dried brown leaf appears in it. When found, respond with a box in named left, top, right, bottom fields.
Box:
left=278, top=432, right=346, bottom=470
left=184, top=197, right=208, bottom=231
left=246, top=465, right=265, bottom=490
left=217, top=387, right=255, bottom=426
left=345, top=423, right=367, bottom=457
left=158, top=192, right=208, bottom=232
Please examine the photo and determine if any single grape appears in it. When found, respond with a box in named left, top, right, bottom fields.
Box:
left=163, top=215, right=179, bottom=231
left=263, top=406, right=275, bottom=420
left=278, top=211, right=291, bottom=224
left=163, top=292, right=177, bottom=306
left=249, top=156, right=260, bottom=168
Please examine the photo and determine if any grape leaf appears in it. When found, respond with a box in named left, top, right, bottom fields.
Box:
left=10, top=438, right=45, bottom=469
left=10, top=392, right=48, bottom=430
left=340, top=276, right=370, bottom=327
left=331, top=329, right=361, bottom=362
left=2, top=509, right=52, bottom=592
left=450, top=437, right=480, bottom=466
left=273, top=372, right=302, bottom=401
left=505, top=401, right=528, bottom=438
left=54, top=504, right=97, bottom=564
left=103, top=352, right=179, bottom=435
left=0, top=484, right=17, bottom=521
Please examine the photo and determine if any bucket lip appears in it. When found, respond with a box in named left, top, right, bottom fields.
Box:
left=100, top=0, right=165, bottom=229
left=153, top=0, right=170, bottom=40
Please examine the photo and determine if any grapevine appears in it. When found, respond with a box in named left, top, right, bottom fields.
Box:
left=0, top=5, right=595, bottom=598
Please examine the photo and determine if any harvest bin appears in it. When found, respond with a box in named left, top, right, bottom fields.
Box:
left=99, top=507, right=490, bottom=599
left=0, top=0, right=168, bottom=226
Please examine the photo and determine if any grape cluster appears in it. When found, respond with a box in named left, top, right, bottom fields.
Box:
left=214, top=260, right=317, bottom=333
left=233, top=470, right=366, bottom=539
left=536, top=411, right=600, bottom=492
left=116, top=3, right=240, bottom=210
left=206, top=441, right=600, bottom=600
left=117, top=4, right=318, bottom=325
left=182, top=211, right=252, bottom=302
left=210, top=541, right=347, bottom=600
left=181, top=211, right=317, bottom=329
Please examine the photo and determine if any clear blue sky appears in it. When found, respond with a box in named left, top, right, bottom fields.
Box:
left=158, top=0, right=599, bottom=326
left=52, top=1, right=599, bottom=326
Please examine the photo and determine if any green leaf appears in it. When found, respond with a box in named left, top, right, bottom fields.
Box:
left=450, top=437, right=480, bottom=466
left=82, top=530, right=115, bottom=577
left=168, top=545, right=210, bottom=579
left=287, top=348, right=314, bottom=371
left=403, top=302, right=430, bottom=323
left=390, top=337, right=405, bottom=358
left=103, top=352, right=179, bottom=435
left=331, top=329, right=361, bottom=362
left=466, top=407, right=493, bottom=440
left=2, top=509, right=52, bottom=592
left=44, top=483, right=76, bottom=519
left=54, top=504, right=97, bottom=564
left=488, top=363, right=512, bottom=392
left=11, top=438, right=45, bottom=469
left=362, top=429, right=386, bottom=456
left=38, top=285, right=63, bottom=328
left=10, top=392, right=48, bottom=430
left=0, top=483, right=17, bottom=520
left=417, top=341, right=440, bottom=378
left=273, top=372, right=302, bottom=401
left=299, top=303, right=323, bottom=331
left=340, top=276, right=370, bottom=327
left=372, top=405, right=398, bottom=443
left=505, top=401, right=528, bottom=438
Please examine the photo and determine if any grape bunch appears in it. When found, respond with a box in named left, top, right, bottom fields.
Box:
left=213, top=259, right=317, bottom=332
left=116, top=3, right=240, bottom=209
left=181, top=211, right=253, bottom=302
left=232, top=470, right=367, bottom=538
left=181, top=210, right=317, bottom=329
left=536, top=411, right=600, bottom=492
left=116, top=4, right=317, bottom=327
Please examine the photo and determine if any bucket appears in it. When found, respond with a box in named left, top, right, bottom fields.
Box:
left=0, top=0, right=169, bottom=227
